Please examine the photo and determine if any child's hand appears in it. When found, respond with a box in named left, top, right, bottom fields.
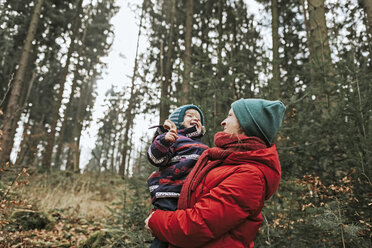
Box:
left=163, top=119, right=177, bottom=132
left=164, top=131, right=178, bottom=143
left=163, top=120, right=178, bottom=143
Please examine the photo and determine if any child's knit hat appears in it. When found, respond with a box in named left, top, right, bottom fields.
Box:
left=231, top=98, right=286, bottom=145
left=169, top=104, right=204, bottom=129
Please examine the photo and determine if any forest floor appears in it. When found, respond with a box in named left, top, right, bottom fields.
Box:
left=1, top=168, right=371, bottom=247
left=0, top=170, right=152, bottom=247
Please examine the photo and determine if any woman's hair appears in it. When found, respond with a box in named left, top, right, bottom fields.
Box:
left=236, top=125, right=244, bottom=143
left=227, top=125, right=244, bottom=143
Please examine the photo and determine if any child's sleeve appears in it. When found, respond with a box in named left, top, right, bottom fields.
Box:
left=147, top=131, right=175, bottom=167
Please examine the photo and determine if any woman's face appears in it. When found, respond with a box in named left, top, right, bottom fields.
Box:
left=183, top=109, right=202, bottom=130
left=221, top=108, right=243, bottom=135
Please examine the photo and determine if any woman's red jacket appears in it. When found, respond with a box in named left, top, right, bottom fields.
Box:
left=148, top=133, right=282, bottom=248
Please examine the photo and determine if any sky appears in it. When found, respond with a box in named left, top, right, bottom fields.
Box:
left=80, top=0, right=150, bottom=167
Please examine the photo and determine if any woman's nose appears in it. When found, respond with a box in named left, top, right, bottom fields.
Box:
left=221, top=120, right=226, bottom=126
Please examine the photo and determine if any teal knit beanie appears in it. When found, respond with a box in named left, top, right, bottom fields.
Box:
left=231, top=99, right=286, bottom=145
left=168, top=104, right=204, bottom=129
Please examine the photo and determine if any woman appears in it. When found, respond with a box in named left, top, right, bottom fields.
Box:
left=145, top=98, right=286, bottom=248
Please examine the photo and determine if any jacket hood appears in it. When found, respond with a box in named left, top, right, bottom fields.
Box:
left=224, top=144, right=281, bottom=200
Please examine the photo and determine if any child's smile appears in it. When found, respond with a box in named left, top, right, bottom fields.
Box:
left=183, top=109, right=202, bottom=130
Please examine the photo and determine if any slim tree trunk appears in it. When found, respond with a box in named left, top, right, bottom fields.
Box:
left=65, top=147, right=73, bottom=171
left=307, top=0, right=337, bottom=114
left=271, top=0, right=281, bottom=99
left=119, top=0, right=146, bottom=176
left=119, top=99, right=134, bottom=177
left=361, top=0, right=372, bottom=65
left=214, top=0, right=224, bottom=129
left=70, top=71, right=94, bottom=173
left=73, top=134, right=81, bottom=173
left=0, top=0, right=44, bottom=167
left=159, top=0, right=176, bottom=124
left=22, top=115, right=45, bottom=167
left=362, top=0, right=372, bottom=35
left=110, top=106, right=120, bottom=172
left=181, top=0, right=193, bottom=104
left=9, top=69, right=35, bottom=166
left=42, top=0, right=83, bottom=171
left=14, top=118, right=31, bottom=168
left=116, top=132, right=124, bottom=170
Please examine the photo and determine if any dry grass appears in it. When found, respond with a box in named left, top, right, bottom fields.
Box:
left=14, top=172, right=123, bottom=220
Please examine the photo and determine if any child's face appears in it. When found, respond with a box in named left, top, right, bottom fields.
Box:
left=182, top=109, right=202, bottom=130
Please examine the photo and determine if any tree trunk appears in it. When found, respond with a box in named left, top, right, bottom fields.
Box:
left=119, top=101, right=134, bottom=177
left=14, top=121, right=30, bottom=167
left=0, top=0, right=44, bottom=168
left=110, top=106, right=120, bottom=173
left=159, top=0, right=176, bottom=124
left=73, top=135, right=81, bottom=173
left=12, top=69, right=36, bottom=167
left=271, top=0, right=281, bottom=99
left=362, top=0, right=372, bottom=34
left=361, top=0, right=372, bottom=66
left=70, top=70, right=94, bottom=173
left=181, top=0, right=193, bottom=104
left=8, top=67, right=36, bottom=167
left=42, top=0, right=83, bottom=171
left=214, top=0, right=224, bottom=129
left=119, top=0, right=146, bottom=176
left=65, top=146, right=73, bottom=171
left=22, top=115, right=45, bottom=168
left=54, top=75, right=78, bottom=169
left=307, top=0, right=337, bottom=114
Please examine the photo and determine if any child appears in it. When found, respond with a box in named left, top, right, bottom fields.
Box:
left=147, top=105, right=208, bottom=248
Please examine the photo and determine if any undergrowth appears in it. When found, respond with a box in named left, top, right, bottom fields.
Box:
left=0, top=170, right=152, bottom=247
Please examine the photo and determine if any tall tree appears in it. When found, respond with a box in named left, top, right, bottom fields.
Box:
left=214, top=0, right=225, bottom=129
left=181, top=0, right=194, bottom=104
left=42, top=0, right=84, bottom=171
left=159, top=0, right=176, bottom=124
left=70, top=78, right=95, bottom=172
left=0, top=0, right=44, bottom=168
left=360, top=0, right=372, bottom=65
left=271, top=0, right=281, bottom=99
left=119, top=0, right=146, bottom=176
left=361, top=0, right=372, bottom=35
left=307, top=0, right=337, bottom=113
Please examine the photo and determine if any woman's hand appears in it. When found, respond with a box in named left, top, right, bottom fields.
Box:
left=145, top=211, right=155, bottom=234
left=163, top=120, right=178, bottom=143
